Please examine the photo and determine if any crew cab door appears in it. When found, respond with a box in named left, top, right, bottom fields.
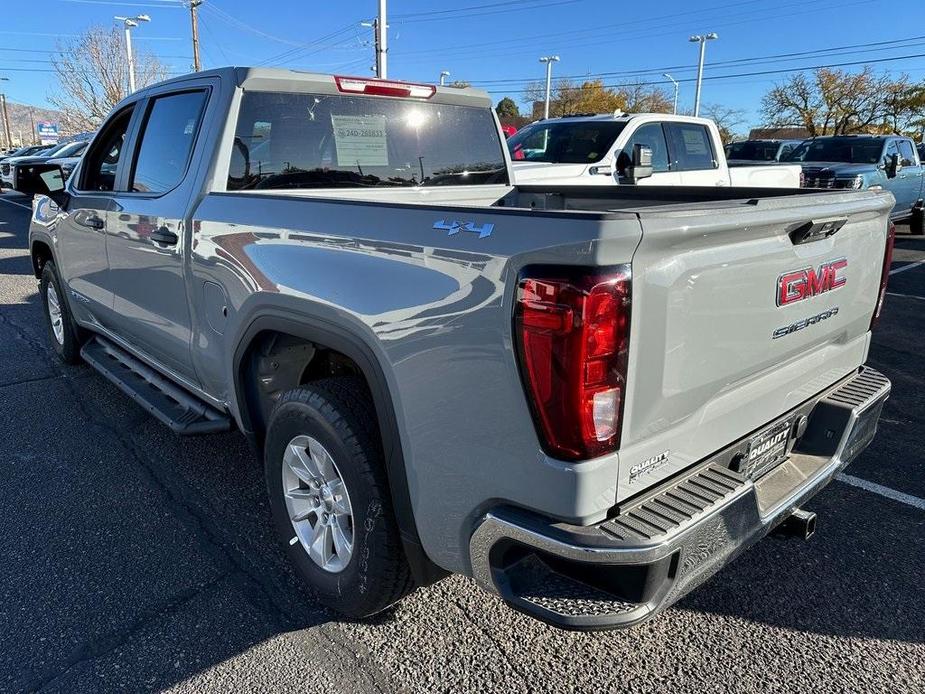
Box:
left=54, top=103, right=138, bottom=329
left=616, top=122, right=682, bottom=185
left=105, top=85, right=210, bottom=383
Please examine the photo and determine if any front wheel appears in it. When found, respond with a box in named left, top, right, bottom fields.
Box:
left=40, top=262, right=82, bottom=364
left=264, top=378, right=415, bottom=618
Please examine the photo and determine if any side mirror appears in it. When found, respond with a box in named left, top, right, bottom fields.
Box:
left=13, top=163, right=68, bottom=206
left=627, top=143, right=654, bottom=183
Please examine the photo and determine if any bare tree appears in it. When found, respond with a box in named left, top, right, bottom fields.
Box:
left=50, top=25, right=169, bottom=132
left=761, top=67, right=922, bottom=137
left=700, top=103, right=747, bottom=144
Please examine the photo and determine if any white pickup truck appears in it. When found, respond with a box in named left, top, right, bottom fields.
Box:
left=509, top=113, right=802, bottom=188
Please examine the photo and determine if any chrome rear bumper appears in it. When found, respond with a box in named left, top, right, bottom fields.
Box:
left=469, top=367, right=890, bottom=630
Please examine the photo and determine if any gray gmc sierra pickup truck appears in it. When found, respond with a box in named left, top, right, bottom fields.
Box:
left=21, top=68, right=894, bottom=630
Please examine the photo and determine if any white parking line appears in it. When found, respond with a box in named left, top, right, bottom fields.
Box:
left=889, top=259, right=925, bottom=276
left=887, top=291, right=925, bottom=301
left=0, top=195, right=31, bottom=211
left=836, top=473, right=925, bottom=511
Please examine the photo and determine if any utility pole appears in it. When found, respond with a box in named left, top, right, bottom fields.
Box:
left=663, top=73, right=679, bottom=115
left=189, top=0, right=202, bottom=72
left=115, top=15, right=151, bottom=94
left=377, top=0, right=388, bottom=79
left=360, top=19, right=380, bottom=76
left=28, top=108, right=36, bottom=145
left=439, top=71, right=450, bottom=86
left=539, top=55, right=559, bottom=119
left=0, top=78, right=12, bottom=151
left=689, top=33, right=717, bottom=117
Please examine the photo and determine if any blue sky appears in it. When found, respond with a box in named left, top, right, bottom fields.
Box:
left=3, top=0, right=925, bottom=129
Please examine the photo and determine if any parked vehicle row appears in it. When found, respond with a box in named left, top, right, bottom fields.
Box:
left=1, top=140, right=89, bottom=188
left=19, top=67, right=894, bottom=631
left=507, top=113, right=802, bottom=188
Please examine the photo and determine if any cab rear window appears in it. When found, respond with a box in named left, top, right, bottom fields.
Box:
left=227, top=91, right=508, bottom=190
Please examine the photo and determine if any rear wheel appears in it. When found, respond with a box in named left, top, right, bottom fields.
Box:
left=910, top=206, right=924, bottom=236
left=40, top=262, right=81, bottom=364
left=264, top=378, right=415, bottom=618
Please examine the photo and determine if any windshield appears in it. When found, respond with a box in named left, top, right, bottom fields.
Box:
left=726, top=141, right=781, bottom=161
left=783, top=138, right=885, bottom=164
left=228, top=91, right=508, bottom=190
left=507, top=121, right=626, bottom=164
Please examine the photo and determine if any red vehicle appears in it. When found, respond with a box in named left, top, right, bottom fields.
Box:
left=501, top=124, right=517, bottom=138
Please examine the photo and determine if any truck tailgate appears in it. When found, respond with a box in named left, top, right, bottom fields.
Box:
left=618, top=190, right=892, bottom=501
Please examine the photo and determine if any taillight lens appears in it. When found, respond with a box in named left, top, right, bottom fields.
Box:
left=870, top=221, right=896, bottom=329
left=515, top=267, right=631, bottom=461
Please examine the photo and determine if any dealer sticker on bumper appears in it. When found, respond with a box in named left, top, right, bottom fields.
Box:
left=743, top=418, right=793, bottom=479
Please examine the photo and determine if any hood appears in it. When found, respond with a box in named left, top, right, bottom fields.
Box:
left=510, top=161, right=592, bottom=183
left=3, top=154, right=57, bottom=166
left=46, top=155, right=82, bottom=165
left=798, top=162, right=876, bottom=177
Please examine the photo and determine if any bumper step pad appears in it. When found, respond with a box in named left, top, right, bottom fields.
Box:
left=81, top=336, right=232, bottom=435
left=471, top=366, right=891, bottom=630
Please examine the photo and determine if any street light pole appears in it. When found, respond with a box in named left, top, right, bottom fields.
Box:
left=439, top=71, right=450, bottom=86
left=115, top=14, right=151, bottom=94
left=689, top=33, right=717, bottom=117
left=663, top=73, right=679, bottom=115
left=539, top=55, right=559, bottom=119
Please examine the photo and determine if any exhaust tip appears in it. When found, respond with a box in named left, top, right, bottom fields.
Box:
left=774, top=508, right=817, bottom=540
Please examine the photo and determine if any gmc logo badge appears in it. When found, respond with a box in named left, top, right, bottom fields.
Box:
left=776, top=258, right=847, bottom=307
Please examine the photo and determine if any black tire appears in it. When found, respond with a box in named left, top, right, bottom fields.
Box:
left=39, top=261, right=82, bottom=365
left=264, top=377, right=415, bottom=618
left=910, top=206, right=924, bottom=236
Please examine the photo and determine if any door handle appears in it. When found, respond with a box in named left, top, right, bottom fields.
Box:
left=150, top=226, right=179, bottom=245
left=79, top=215, right=104, bottom=230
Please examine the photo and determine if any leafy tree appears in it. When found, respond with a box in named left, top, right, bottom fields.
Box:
left=50, top=25, right=168, bottom=131
left=524, top=79, right=672, bottom=119
left=761, top=67, right=925, bottom=137
left=495, top=97, right=520, bottom=120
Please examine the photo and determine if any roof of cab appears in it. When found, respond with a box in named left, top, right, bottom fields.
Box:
left=133, top=66, right=493, bottom=108
left=533, top=112, right=717, bottom=127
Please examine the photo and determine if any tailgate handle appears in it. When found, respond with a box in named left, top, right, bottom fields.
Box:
left=788, top=218, right=847, bottom=245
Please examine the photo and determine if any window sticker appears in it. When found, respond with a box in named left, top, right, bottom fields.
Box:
left=682, top=128, right=708, bottom=154
left=331, top=114, right=388, bottom=167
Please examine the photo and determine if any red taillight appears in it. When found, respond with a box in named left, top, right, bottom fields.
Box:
left=333, top=75, right=436, bottom=99
left=870, top=221, right=896, bottom=329
left=515, top=267, right=631, bottom=461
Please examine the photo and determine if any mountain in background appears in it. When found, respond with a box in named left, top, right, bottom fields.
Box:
left=1, top=100, right=65, bottom=148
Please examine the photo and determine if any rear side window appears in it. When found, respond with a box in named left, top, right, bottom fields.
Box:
left=130, top=90, right=208, bottom=193
left=228, top=91, right=508, bottom=190
left=666, top=123, right=717, bottom=171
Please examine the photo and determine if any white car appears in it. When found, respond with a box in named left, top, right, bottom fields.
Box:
left=508, top=113, right=802, bottom=188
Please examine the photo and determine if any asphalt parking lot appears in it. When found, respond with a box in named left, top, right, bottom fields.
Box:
left=0, top=190, right=922, bottom=693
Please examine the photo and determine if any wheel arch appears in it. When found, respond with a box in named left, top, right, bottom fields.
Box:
left=229, top=306, right=445, bottom=585
left=30, top=238, right=54, bottom=279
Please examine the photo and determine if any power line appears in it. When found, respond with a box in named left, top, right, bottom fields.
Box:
left=468, top=34, right=925, bottom=87
left=481, top=50, right=925, bottom=95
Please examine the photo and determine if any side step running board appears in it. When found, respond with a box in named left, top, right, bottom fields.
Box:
left=80, top=336, right=232, bottom=435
